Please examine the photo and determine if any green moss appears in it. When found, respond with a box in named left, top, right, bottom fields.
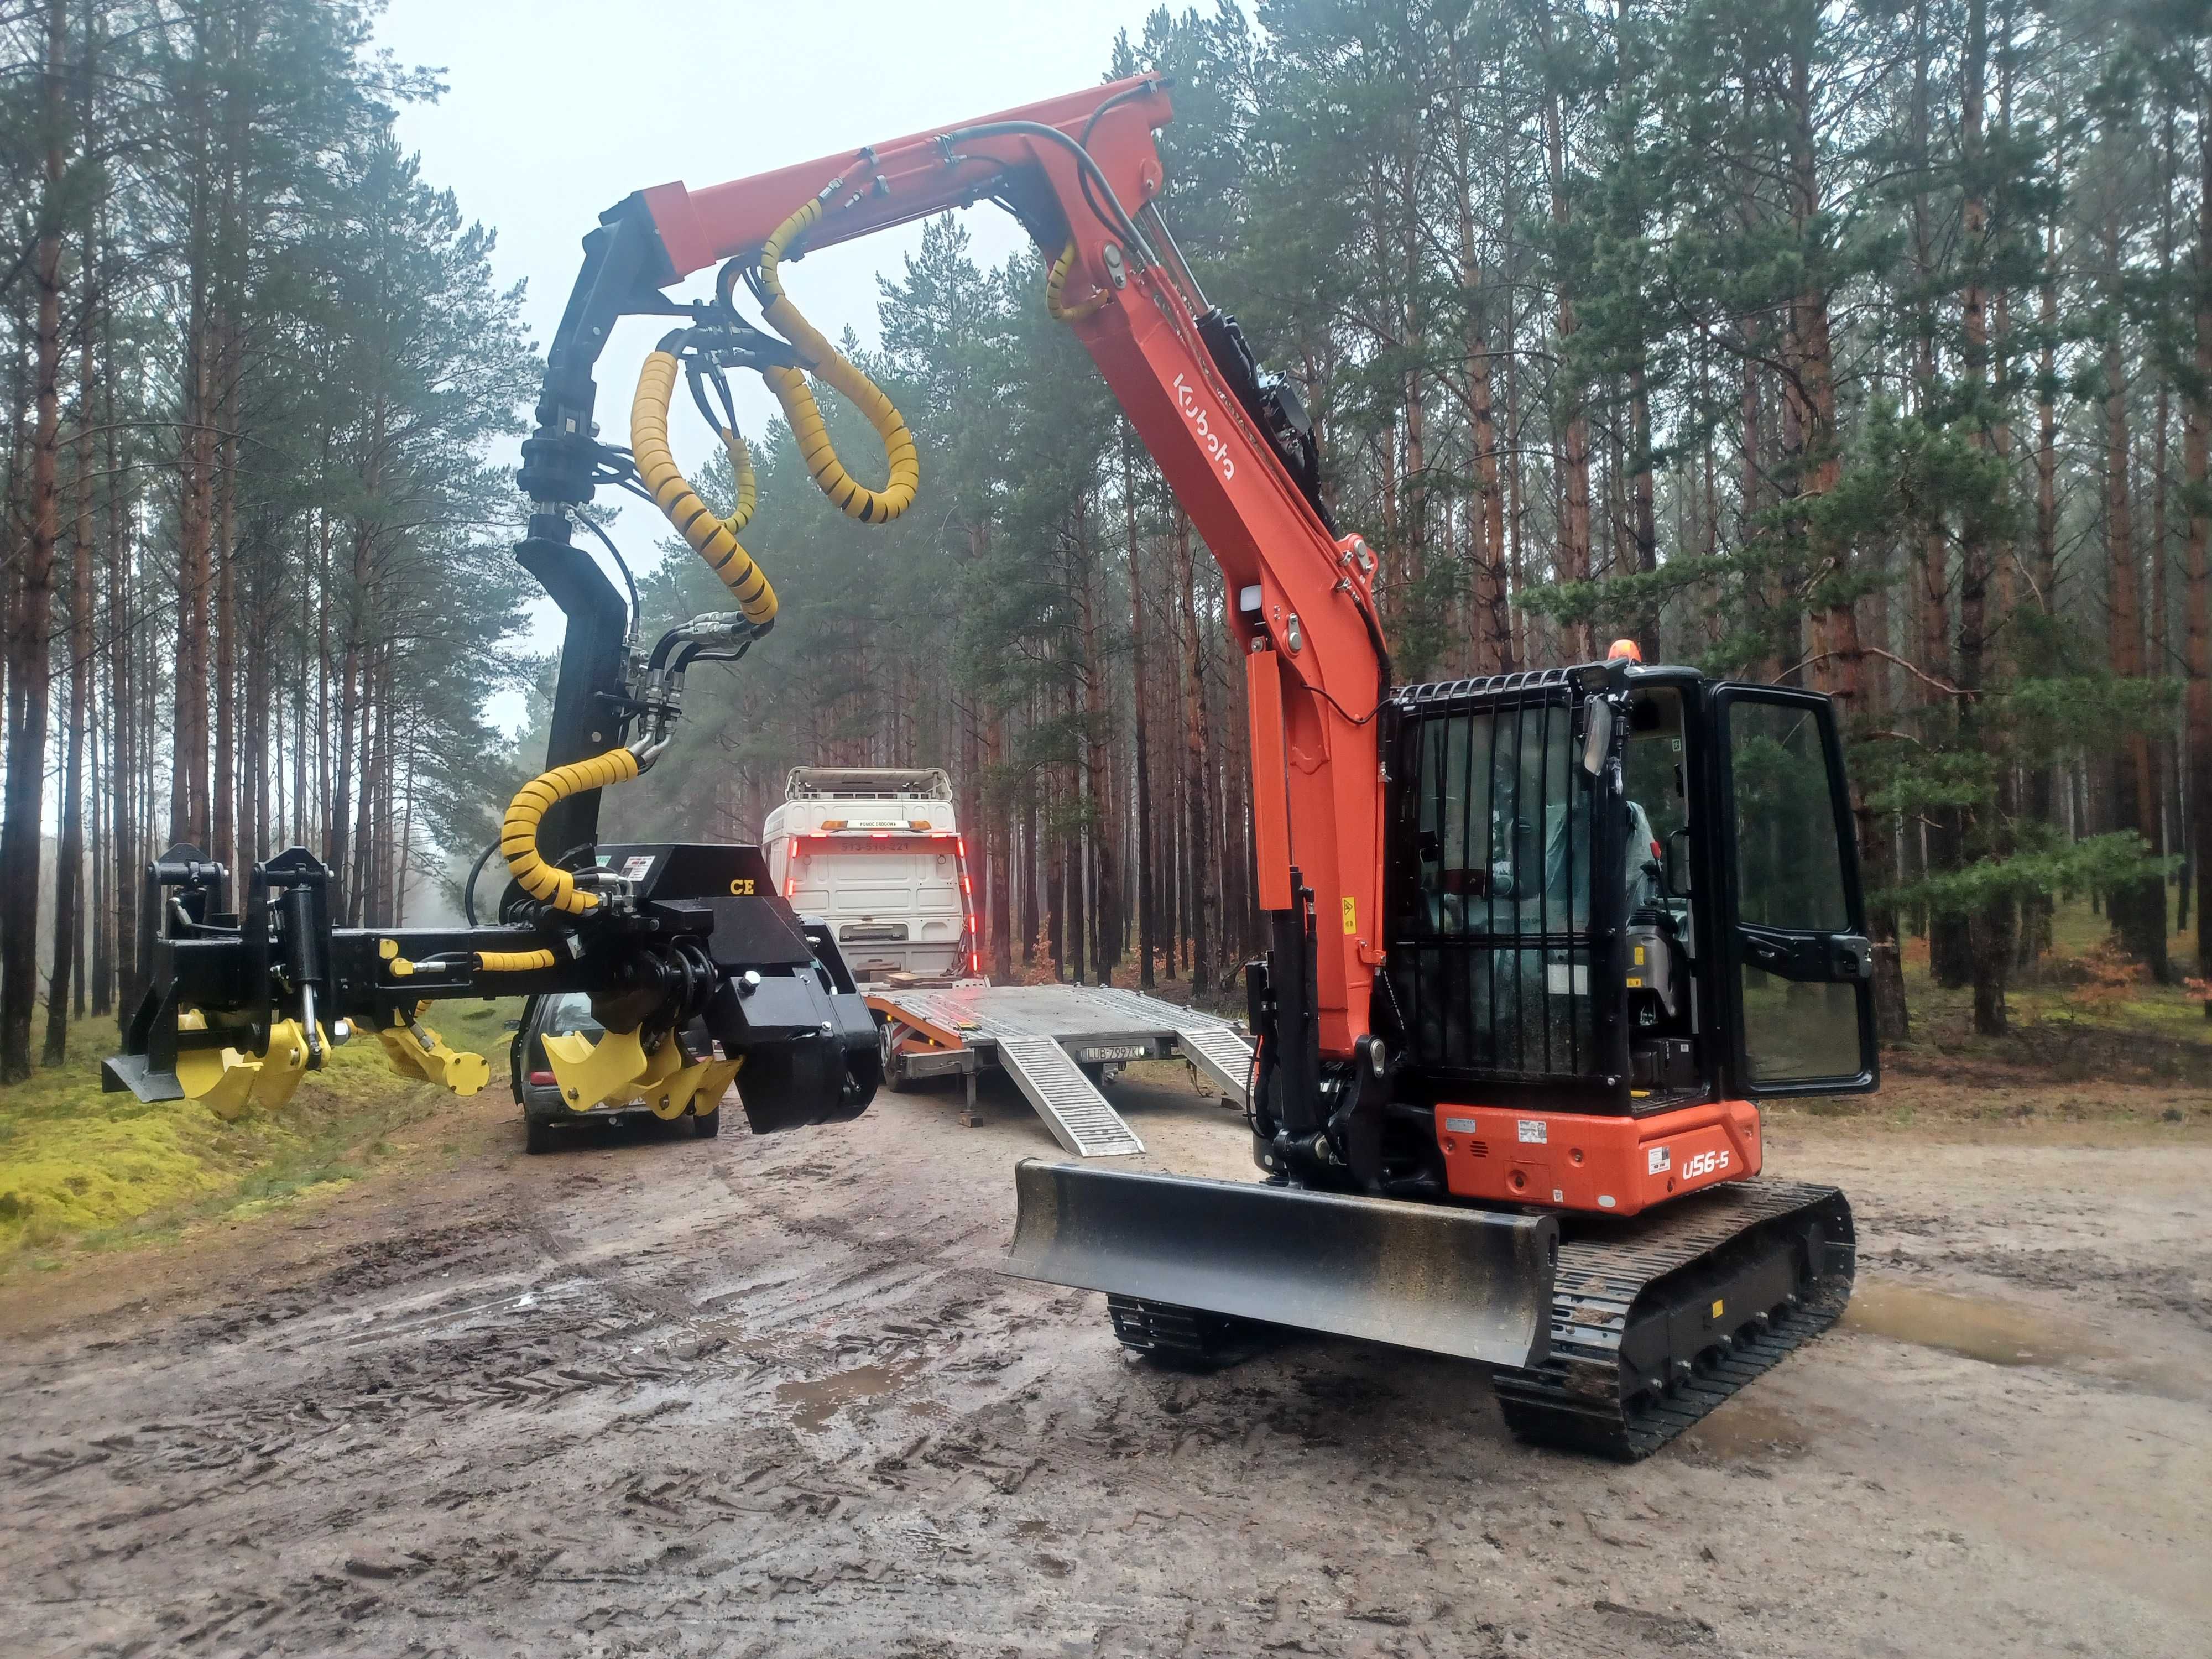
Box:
left=0, top=1001, right=520, bottom=1264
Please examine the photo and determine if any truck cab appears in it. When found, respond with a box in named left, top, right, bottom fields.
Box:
left=761, top=768, right=980, bottom=985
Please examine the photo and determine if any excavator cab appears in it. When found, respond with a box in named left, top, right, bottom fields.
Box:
left=1381, top=662, right=1877, bottom=1138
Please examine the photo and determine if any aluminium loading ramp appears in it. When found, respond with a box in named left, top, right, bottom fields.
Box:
left=867, top=983, right=1252, bottom=1159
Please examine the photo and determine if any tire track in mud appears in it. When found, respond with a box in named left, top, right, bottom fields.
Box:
left=11, top=1097, right=2212, bottom=1657
left=7, top=1121, right=1052, bottom=1654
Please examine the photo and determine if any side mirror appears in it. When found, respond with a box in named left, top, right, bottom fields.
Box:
left=1665, top=826, right=1693, bottom=897
left=1580, top=698, right=1614, bottom=778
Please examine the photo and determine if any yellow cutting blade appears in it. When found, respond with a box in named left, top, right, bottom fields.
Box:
left=541, top=1024, right=650, bottom=1112
left=378, top=1008, right=491, bottom=1097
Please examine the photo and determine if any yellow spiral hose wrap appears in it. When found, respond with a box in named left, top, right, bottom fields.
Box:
left=501, top=748, right=641, bottom=915
left=1046, top=241, right=1110, bottom=324
left=757, top=198, right=919, bottom=525
left=632, top=352, right=779, bottom=626
left=476, top=948, right=558, bottom=973
left=721, top=426, right=757, bottom=534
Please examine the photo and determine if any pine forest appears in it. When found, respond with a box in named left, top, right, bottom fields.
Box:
left=3, top=0, right=2211, bottom=1085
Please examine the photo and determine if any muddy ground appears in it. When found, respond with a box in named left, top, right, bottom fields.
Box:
left=4, top=1060, right=2209, bottom=1658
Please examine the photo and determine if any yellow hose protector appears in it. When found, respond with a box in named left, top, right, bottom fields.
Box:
left=477, top=948, right=558, bottom=973
left=502, top=748, right=640, bottom=915
left=1046, top=241, right=1109, bottom=324
left=632, top=352, right=779, bottom=626
left=758, top=198, right=919, bottom=525
left=720, top=426, right=758, bottom=534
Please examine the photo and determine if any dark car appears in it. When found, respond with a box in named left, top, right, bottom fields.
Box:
left=511, top=991, right=723, bottom=1154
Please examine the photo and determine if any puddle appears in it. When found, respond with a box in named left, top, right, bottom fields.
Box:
left=1683, top=1397, right=1809, bottom=1460
left=775, top=1360, right=924, bottom=1429
left=1844, top=1281, right=2201, bottom=1402
left=1843, top=1282, right=2109, bottom=1370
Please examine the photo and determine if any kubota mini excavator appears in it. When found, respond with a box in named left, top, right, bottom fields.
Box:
left=109, top=76, right=1875, bottom=1458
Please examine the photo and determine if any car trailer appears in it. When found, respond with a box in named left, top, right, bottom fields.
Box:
left=868, top=983, right=1254, bottom=1157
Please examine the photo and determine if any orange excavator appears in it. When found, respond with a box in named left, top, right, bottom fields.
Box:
left=109, top=77, right=1875, bottom=1458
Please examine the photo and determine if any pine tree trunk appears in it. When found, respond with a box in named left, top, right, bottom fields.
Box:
left=2106, top=208, right=2171, bottom=979
left=1124, top=432, right=1157, bottom=987
left=1021, top=737, right=1039, bottom=966
left=1453, top=105, right=1511, bottom=673
left=1628, top=357, right=1659, bottom=652
left=1958, top=0, right=2011, bottom=1035
left=1176, top=512, right=1217, bottom=999
left=212, top=333, right=237, bottom=884
left=1, top=0, right=69, bottom=1082
left=331, top=519, right=368, bottom=915
left=44, top=208, right=98, bottom=1066
left=2154, top=106, right=2181, bottom=940
left=1079, top=507, right=1116, bottom=985
left=2023, top=209, right=2062, bottom=964
left=2189, top=103, right=2212, bottom=999
left=1539, top=44, right=1592, bottom=656
left=987, top=711, right=1010, bottom=980
left=106, top=332, right=135, bottom=1021
left=173, top=48, right=217, bottom=853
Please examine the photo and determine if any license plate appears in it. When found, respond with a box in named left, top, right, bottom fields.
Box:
left=1076, top=1044, right=1147, bottom=1063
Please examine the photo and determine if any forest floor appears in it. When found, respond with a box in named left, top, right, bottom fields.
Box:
left=3, top=1019, right=2208, bottom=1657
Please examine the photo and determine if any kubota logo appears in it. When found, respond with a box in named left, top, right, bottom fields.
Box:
left=1172, top=373, right=1236, bottom=482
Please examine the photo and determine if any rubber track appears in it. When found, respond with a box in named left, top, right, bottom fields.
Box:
left=1107, top=1296, right=1260, bottom=1366
left=1493, top=1177, right=1855, bottom=1462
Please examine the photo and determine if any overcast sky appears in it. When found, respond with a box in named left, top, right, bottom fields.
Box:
left=369, top=0, right=1170, bottom=734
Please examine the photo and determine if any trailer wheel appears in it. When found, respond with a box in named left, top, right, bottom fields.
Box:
left=692, top=1103, right=722, bottom=1138
left=877, top=1014, right=906, bottom=1091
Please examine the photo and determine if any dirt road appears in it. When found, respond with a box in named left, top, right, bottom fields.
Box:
left=5, top=1063, right=2209, bottom=1657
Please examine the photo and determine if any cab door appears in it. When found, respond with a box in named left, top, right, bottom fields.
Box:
left=1713, top=685, right=1879, bottom=1097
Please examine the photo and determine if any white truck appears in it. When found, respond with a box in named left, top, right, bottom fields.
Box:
left=761, top=767, right=979, bottom=985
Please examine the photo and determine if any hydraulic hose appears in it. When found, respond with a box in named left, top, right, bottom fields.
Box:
left=1046, top=241, right=1109, bottom=324
left=756, top=197, right=919, bottom=525
left=500, top=748, right=641, bottom=915
left=632, top=352, right=779, bottom=626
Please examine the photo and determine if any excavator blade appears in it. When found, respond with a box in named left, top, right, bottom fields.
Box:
left=1003, top=1159, right=1558, bottom=1369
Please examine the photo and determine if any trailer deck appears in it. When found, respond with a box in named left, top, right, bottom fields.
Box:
left=867, top=983, right=1253, bottom=1157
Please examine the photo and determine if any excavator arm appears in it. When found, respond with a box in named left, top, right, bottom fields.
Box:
left=523, top=75, right=1394, bottom=1066
left=106, top=76, right=1391, bottom=1152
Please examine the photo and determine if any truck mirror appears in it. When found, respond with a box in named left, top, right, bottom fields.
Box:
left=1580, top=698, right=1614, bottom=778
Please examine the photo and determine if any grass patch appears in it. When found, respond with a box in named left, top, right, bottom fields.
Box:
left=0, top=1000, right=520, bottom=1265
left=1892, top=893, right=2212, bottom=1081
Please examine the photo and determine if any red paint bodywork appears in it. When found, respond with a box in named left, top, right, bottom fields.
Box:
left=1432, top=1099, right=1764, bottom=1218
